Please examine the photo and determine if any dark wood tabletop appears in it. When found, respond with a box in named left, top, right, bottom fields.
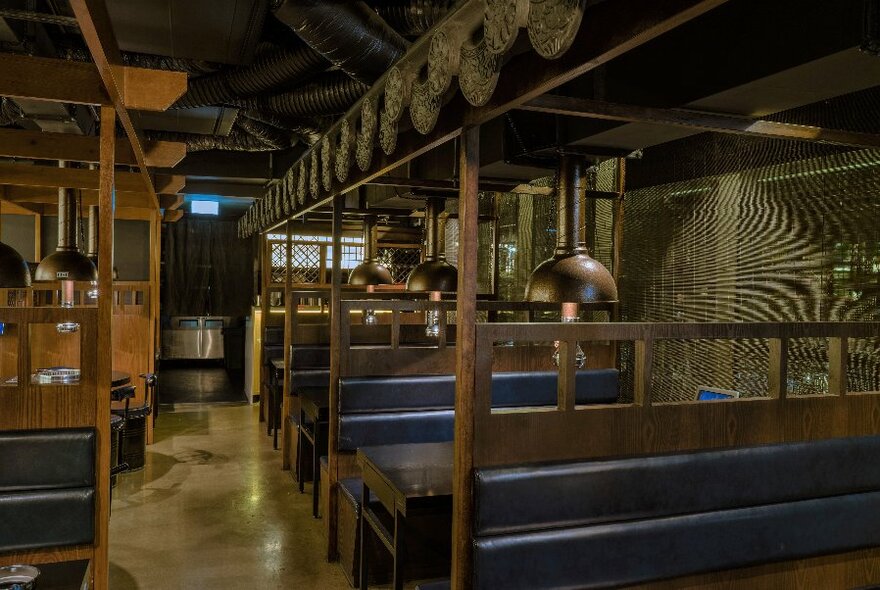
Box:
left=357, top=442, right=453, bottom=517
left=17, top=559, right=90, bottom=589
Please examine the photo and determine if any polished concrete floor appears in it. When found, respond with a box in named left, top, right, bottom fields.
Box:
left=159, top=364, right=246, bottom=405
left=109, top=404, right=350, bottom=589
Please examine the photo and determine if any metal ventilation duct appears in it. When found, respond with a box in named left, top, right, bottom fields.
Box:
left=349, top=215, right=393, bottom=285
left=525, top=154, right=617, bottom=304
left=35, top=164, right=97, bottom=282
left=406, top=197, right=457, bottom=292
left=273, top=0, right=408, bottom=85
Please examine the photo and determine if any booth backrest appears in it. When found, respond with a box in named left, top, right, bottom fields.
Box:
left=338, top=370, right=620, bottom=413
left=336, top=370, right=619, bottom=452
left=0, top=428, right=96, bottom=553
left=471, top=435, right=880, bottom=589
left=289, top=346, right=331, bottom=396
left=264, top=326, right=284, bottom=346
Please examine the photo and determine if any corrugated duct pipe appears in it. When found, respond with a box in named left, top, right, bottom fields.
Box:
left=370, top=0, right=454, bottom=36
left=147, top=120, right=296, bottom=152
left=174, top=43, right=329, bottom=109
left=236, top=71, right=368, bottom=118
left=273, top=0, right=409, bottom=85
left=64, top=47, right=219, bottom=76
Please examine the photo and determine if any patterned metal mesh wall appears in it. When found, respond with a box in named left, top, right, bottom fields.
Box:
left=444, top=193, right=497, bottom=294
left=615, top=145, right=880, bottom=401
left=376, top=246, right=422, bottom=283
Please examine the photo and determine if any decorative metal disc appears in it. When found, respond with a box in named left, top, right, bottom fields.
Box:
left=379, top=109, right=398, bottom=155
left=383, top=67, right=408, bottom=122
left=297, top=161, right=307, bottom=205
left=485, top=0, right=526, bottom=55
left=321, top=137, right=333, bottom=191
left=356, top=97, right=377, bottom=172
left=336, top=119, right=351, bottom=182
left=527, top=0, right=585, bottom=59
left=459, top=41, right=501, bottom=107
left=427, top=30, right=456, bottom=96
left=410, top=80, right=441, bottom=135
left=310, top=150, right=320, bottom=199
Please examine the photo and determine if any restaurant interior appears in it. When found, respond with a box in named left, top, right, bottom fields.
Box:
left=3, top=0, right=880, bottom=588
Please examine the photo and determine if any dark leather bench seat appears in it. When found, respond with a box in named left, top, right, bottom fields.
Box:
left=0, top=429, right=96, bottom=553
left=471, top=435, right=880, bottom=589
left=337, top=370, right=619, bottom=452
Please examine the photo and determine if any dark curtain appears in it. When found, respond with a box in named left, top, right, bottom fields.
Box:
left=162, top=219, right=254, bottom=318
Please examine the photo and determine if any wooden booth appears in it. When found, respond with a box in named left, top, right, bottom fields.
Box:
left=0, top=0, right=185, bottom=586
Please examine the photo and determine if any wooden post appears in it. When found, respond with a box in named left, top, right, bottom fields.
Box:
left=259, top=233, right=270, bottom=422
left=282, top=219, right=293, bottom=470
left=634, top=338, right=653, bottom=407
left=828, top=337, right=849, bottom=396
left=612, top=157, right=625, bottom=322
left=94, top=104, right=115, bottom=590
left=33, top=213, right=41, bottom=261
left=146, top=208, right=160, bottom=444
left=769, top=338, right=789, bottom=400
left=452, top=126, right=480, bottom=590
left=326, top=193, right=344, bottom=561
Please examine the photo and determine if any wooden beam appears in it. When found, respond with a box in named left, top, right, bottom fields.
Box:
left=0, top=162, right=183, bottom=196
left=162, top=209, right=183, bottom=223
left=519, top=95, right=880, bottom=149
left=366, top=176, right=554, bottom=195
left=0, top=53, right=186, bottom=111
left=159, top=194, right=184, bottom=210
left=94, top=104, right=115, bottom=590
left=452, top=126, right=480, bottom=590
left=69, top=0, right=166, bottom=210
left=0, top=128, right=185, bottom=168
left=122, top=66, right=187, bottom=111
left=2, top=186, right=174, bottom=210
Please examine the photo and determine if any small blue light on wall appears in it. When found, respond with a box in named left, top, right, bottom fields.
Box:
left=191, top=200, right=219, bottom=215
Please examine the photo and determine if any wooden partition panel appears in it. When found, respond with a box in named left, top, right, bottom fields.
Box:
left=0, top=307, right=99, bottom=570
left=472, top=322, right=880, bottom=468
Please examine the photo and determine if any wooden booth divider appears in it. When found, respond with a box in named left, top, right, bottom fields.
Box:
left=460, top=320, right=880, bottom=587
left=0, top=307, right=101, bottom=569
left=322, top=298, right=615, bottom=563
left=0, top=281, right=157, bottom=442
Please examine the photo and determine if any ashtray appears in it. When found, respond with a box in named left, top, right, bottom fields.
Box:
left=0, top=565, right=40, bottom=590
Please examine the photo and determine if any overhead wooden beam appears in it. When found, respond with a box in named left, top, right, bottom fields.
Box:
left=0, top=53, right=186, bottom=111
left=0, top=186, right=176, bottom=210
left=0, top=128, right=185, bottom=168
left=519, top=95, right=880, bottom=149
left=367, top=176, right=554, bottom=195
left=159, top=194, right=184, bottom=210
left=70, top=0, right=175, bottom=211
left=162, top=209, right=183, bottom=223
left=0, top=162, right=184, bottom=195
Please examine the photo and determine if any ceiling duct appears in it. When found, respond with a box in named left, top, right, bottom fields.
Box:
left=35, top=163, right=98, bottom=282
left=237, top=71, right=369, bottom=118
left=406, top=197, right=457, bottom=292
left=273, top=0, right=408, bottom=85
left=525, top=154, right=617, bottom=304
left=349, top=215, right=393, bottom=285
left=371, top=0, right=454, bottom=37
left=173, top=43, right=328, bottom=109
